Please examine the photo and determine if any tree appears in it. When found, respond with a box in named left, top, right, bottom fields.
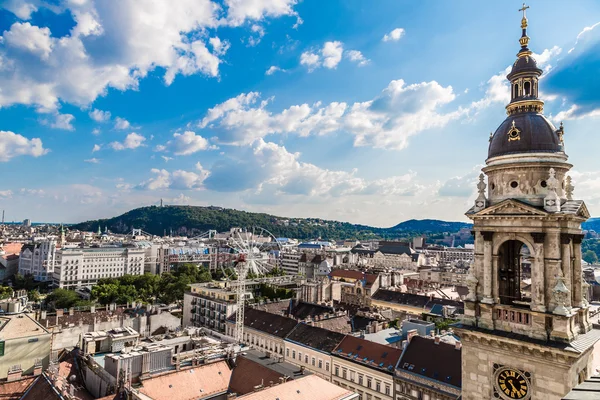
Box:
left=46, top=289, right=83, bottom=309
left=28, top=289, right=41, bottom=303
left=0, top=287, right=13, bottom=300
left=583, top=250, right=598, bottom=265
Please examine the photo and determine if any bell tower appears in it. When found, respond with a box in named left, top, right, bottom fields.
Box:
left=456, top=4, right=600, bottom=400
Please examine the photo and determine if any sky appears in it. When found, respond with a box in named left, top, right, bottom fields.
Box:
left=1, top=0, right=600, bottom=227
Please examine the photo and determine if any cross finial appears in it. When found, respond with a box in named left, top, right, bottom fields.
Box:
left=519, top=3, right=530, bottom=19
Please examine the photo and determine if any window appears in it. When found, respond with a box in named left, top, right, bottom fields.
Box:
left=299, top=352, right=302, bottom=362
left=358, top=375, right=363, bottom=386
left=385, top=385, right=390, bottom=396
left=292, top=350, right=296, bottom=359
left=367, top=378, right=372, bottom=388
left=349, top=371, right=355, bottom=382
left=375, top=381, right=381, bottom=392
left=342, top=369, right=347, bottom=379
left=326, top=362, right=330, bottom=372
left=335, top=366, right=339, bottom=376
left=305, top=355, right=308, bottom=364
left=318, top=360, right=322, bottom=369
left=366, top=395, right=372, bottom=400
left=286, top=348, right=290, bottom=357
left=311, top=357, right=316, bottom=366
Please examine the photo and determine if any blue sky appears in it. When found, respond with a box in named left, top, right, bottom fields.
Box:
left=1, top=0, right=600, bottom=226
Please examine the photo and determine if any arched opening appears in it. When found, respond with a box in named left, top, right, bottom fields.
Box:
left=513, top=84, right=519, bottom=99
left=498, top=240, right=532, bottom=305
left=524, top=81, right=531, bottom=96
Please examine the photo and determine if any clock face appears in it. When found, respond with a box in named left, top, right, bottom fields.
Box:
left=496, top=368, right=530, bottom=399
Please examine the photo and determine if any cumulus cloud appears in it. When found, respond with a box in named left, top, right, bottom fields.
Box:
left=84, top=158, right=101, bottom=164
left=0, top=190, right=13, bottom=199
left=109, top=132, right=146, bottom=150
left=345, top=50, right=369, bottom=66
left=0, top=0, right=301, bottom=112
left=45, top=113, right=75, bottom=130
left=321, top=41, right=343, bottom=69
left=113, top=117, right=130, bottom=130
left=89, top=109, right=111, bottom=122
left=0, top=130, right=48, bottom=161
left=265, top=66, right=286, bottom=75
left=300, top=51, right=320, bottom=71
left=382, top=28, right=405, bottom=42
left=157, top=131, right=210, bottom=155
left=92, top=128, right=101, bottom=135
left=198, top=79, right=462, bottom=149
left=137, top=162, right=209, bottom=190
left=92, top=144, right=101, bottom=152
left=438, top=166, right=482, bottom=197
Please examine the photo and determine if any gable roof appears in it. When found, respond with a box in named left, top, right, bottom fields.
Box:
left=398, top=336, right=461, bottom=389
left=330, top=269, right=365, bottom=281
left=237, top=375, right=356, bottom=400
left=332, top=335, right=403, bottom=373
left=286, top=323, right=346, bottom=353
left=231, top=308, right=298, bottom=338
left=377, top=241, right=414, bottom=256
left=229, top=355, right=287, bottom=396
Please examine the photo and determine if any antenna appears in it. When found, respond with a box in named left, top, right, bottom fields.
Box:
left=1, top=210, right=3, bottom=225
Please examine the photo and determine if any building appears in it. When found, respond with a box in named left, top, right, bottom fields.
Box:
left=226, top=307, right=298, bottom=357
left=183, top=283, right=239, bottom=333
left=455, top=6, right=600, bottom=400
left=18, top=240, right=56, bottom=281
left=53, top=246, right=145, bottom=289
left=284, top=323, right=346, bottom=381
left=395, top=336, right=461, bottom=400
left=282, top=252, right=302, bottom=275
left=370, top=289, right=462, bottom=319
left=331, top=335, right=403, bottom=400
left=81, top=326, right=140, bottom=355
left=237, top=375, right=359, bottom=400
left=0, top=314, right=51, bottom=380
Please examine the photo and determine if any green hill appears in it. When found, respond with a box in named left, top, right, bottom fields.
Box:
left=71, top=205, right=471, bottom=241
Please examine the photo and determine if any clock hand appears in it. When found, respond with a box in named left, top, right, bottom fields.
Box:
left=508, top=380, right=518, bottom=393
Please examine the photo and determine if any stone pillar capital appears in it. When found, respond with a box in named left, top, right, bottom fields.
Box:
left=481, top=231, right=494, bottom=241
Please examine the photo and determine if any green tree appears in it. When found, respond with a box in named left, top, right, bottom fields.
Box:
left=583, top=250, right=598, bottom=264
left=46, top=289, right=83, bottom=309
left=28, top=289, right=41, bottom=303
left=0, top=287, right=13, bottom=300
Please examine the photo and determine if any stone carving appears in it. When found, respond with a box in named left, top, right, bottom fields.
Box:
left=565, top=175, right=574, bottom=200
left=544, top=168, right=561, bottom=213
left=473, top=173, right=488, bottom=212
left=466, top=273, right=478, bottom=301
left=552, top=275, right=570, bottom=316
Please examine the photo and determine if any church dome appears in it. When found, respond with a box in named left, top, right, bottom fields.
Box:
left=507, top=55, right=542, bottom=81
left=488, top=113, right=561, bottom=159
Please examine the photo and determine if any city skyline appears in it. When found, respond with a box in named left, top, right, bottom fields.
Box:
left=1, top=0, right=600, bottom=226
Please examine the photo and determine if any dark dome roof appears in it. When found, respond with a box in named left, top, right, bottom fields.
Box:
left=507, top=55, right=542, bottom=80
left=488, top=113, right=561, bottom=159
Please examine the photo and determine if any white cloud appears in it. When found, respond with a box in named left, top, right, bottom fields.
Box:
left=224, top=0, right=299, bottom=26
left=46, top=113, right=75, bottom=130
left=209, top=37, right=230, bottom=56
left=89, top=109, right=111, bottom=122
left=345, top=50, right=369, bottom=67
left=0, top=190, right=13, bottom=199
left=137, top=162, right=209, bottom=190
left=382, top=28, right=405, bottom=42
left=3, top=0, right=38, bottom=20
left=248, top=24, right=265, bottom=46
left=265, top=66, right=286, bottom=75
left=84, top=158, right=100, bottom=164
left=157, top=131, right=210, bottom=155
left=3, top=22, right=52, bottom=59
left=199, top=78, right=461, bottom=149
left=161, top=155, right=173, bottom=162
left=113, top=117, right=130, bottom=130
left=92, top=128, right=101, bottom=135
left=0, top=130, right=48, bottom=161
left=438, top=166, right=482, bottom=197
left=321, top=41, right=343, bottom=69
left=300, top=51, right=320, bottom=71
left=109, top=132, right=146, bottom=151
left=92, top=144, right=101, bottom=152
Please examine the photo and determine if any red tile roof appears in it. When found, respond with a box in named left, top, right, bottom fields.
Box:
left=333, top=335, right=403, bottom=373
left=229, top=355, right=286, bottom=396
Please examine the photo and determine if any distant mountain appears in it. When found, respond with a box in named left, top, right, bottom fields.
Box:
left=71, top=205, right=472, bottom=241
left=582, top=218, right=600, bottom=232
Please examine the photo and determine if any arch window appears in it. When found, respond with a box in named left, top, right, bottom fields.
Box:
left=513, top=84, right=519, bottom=99
left=498, top=240, right=532, bottom=305
left=524, top=81, right=531, bottom=96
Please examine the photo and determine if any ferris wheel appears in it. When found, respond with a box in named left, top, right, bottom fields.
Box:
left=223, top=227, right=282, bottom=343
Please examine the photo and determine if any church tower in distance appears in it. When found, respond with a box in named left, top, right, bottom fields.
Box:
left=456, top=4, right=600, bottom=400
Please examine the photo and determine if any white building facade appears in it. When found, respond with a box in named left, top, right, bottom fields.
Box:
left=18, top=240, right=56, bottom=281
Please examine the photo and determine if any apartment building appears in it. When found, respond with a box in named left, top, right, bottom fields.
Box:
left=53, top=247, right=145, bottom=289
left=182, top=283, right=239, bottom=333
left=18, top=240, right=56, bottom=281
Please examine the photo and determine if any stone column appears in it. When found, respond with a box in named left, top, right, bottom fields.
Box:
left=561, top=233, right=572, bottom=310
left=482, top=231, right=494, bottom=304
left=492, top=255, right=500, bottom=303
left=572, top=234, right=584, bottom=307
left=530, top=233, right=546, bottom=312
left=545, top=230, right=561, bottom=311
left=474, top=230, right=485, bottom=301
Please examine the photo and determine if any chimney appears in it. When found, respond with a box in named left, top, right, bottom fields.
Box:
left=33, top=365, right=42, bottom=376
left=41, top=310, right=47, bottom=320
left=434, top=335, right=441, bottom=345
left=90, top=305, right=96, bottom=314
left=407, top=329, right=418, bottom=343
left=455, top=341, right=462, bottom=350
left=68, top=307, right=74, bottom=316
left=6, top=367, right=22, bottom=382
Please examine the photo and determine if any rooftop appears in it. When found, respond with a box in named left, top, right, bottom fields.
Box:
left=138, top=360, right=232, bottom=400
left=0, top=313, right=50, bottom=340
left=229, top=353, right=287, bottom=396
left=371, top=289, right=463, bottom=311
left=237, top=375, right=357, bottom=400
left=286, top=323, right=346, bottom=353
left=398, top=336, right=462, bottom=389
left=333, top=335, right=403, bottom=373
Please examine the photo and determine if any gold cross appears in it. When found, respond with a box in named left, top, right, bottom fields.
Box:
left=519, top=3, right=530, bottom=18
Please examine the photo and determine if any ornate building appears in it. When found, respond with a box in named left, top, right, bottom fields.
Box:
left=455, top=5, right=600, bottom=400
